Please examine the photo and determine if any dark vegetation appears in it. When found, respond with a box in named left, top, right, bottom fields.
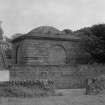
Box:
left=86, top=74, right=105, bottom=95
left=62, top=29, right=73, bottom=34
left=74, top=24, right=105, bottom=64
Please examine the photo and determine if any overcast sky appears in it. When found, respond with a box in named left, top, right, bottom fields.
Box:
left=0, top=0, right=105, bottom=37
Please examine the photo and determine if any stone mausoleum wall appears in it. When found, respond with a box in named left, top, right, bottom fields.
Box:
left=10, top=65, right=83, bottom=89
left=12, top=38, right=81, bottom=65
left=10, top=64, right=105, bottom=89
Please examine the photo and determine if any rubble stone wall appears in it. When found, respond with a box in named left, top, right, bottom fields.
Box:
left=10, top=64, right=105, bottom=89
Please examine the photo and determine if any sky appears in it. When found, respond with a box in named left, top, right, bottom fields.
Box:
left=0, top=0, right=105, bottom=38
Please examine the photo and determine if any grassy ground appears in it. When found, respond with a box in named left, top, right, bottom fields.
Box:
left=0, top=89, right=105, bottom=105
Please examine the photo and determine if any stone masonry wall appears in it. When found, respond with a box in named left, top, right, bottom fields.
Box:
left=12, top=39, right=80, bottom=65
left=10, top=65, right=82, bottom=89
left=10, top=64, right=105, bottom=89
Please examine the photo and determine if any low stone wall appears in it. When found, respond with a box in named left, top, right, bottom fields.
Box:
left=10, top=64, right=105, bottom=89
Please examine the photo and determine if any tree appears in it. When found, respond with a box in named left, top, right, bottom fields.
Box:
left=62, top=29, right=72, bottom=34
left=77, top=24, right=105, bottom=63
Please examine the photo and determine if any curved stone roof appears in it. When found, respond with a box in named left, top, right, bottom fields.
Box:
left=28, top=26, right=61, bottom=35
left=11, top=26, right=81, bottom=42
left=12, top=33, right=23, bottom=39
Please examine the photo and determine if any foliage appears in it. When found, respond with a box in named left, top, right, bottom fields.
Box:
left=75, top=24, right=105, bottom=63
left=62, top=29, right=73, bottom=34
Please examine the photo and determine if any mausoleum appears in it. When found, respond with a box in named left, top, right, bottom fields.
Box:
left=0, top=26, right=94, bottom=89
left=11, top=26, right=81, bottom=66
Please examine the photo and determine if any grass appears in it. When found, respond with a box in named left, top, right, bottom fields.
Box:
left=0, top=89, right=105, bottom=105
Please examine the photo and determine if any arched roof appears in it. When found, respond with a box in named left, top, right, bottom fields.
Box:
left=28, top=26, right=61, bottom=35
left=11, top=26, right=81, bottom=42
